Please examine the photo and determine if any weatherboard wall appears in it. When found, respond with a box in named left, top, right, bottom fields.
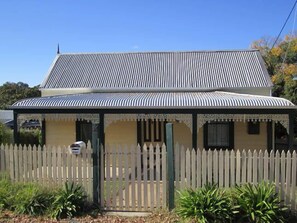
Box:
left=234, top=122, right=267, bottom=151
left=43, top=120, right=268, bottom=151
left=45, top=120, right=75, bottom=146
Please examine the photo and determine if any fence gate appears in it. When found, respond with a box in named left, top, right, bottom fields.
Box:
left=100, top=144, right=167, bottom=211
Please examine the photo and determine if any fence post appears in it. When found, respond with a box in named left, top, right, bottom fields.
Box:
left=166, top=123, right=174, bottom=210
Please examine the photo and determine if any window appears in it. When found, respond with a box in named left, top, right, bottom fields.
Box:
left=137, top=119, right=164, bottom=144
left=76, top=120, right=92, bottom=144
left=204, top=121, right=234, bottom=149
left=247, top=121, right=260, bottom=135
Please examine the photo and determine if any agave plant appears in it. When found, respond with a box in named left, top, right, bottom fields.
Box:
left=234, top=182, right=287, bottom=223
left=176, top=183, right=236, bottom=223
left=51, top=182, right=87, bottom=219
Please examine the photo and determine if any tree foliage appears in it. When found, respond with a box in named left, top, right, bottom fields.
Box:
left=0, top=82, right=41, bottom=109
left=251, top=34, right=297, bottom=104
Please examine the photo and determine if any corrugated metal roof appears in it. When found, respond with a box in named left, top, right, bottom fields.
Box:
left=11, top=91, right=295, bottom=109
left=40, top=50, right=272, bottom=90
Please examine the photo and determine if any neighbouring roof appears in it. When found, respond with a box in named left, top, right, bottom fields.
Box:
left=11, top=91, right=295, bottom=110
left=40, top=50, right=272, bottom=91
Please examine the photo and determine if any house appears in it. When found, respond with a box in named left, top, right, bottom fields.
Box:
left=0, top=110, right=13, bottom=124
left=11, top=50, right=296, bottom=150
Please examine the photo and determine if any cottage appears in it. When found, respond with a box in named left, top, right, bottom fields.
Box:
left=11, top=50, right=296, bottom=150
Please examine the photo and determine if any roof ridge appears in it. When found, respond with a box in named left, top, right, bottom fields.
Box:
left=57, top=49, right=259, bottom=56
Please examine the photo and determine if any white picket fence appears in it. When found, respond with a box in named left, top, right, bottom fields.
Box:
left=0, top=143, right=94, bottom=198
left=174, top=144, right=297, bottom=210
left=100, top=143, right=167, bottom=211
left=1, top=142, right=297, bottom=211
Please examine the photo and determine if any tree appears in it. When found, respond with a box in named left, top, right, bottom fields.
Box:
left=0, top=82, right=41, bottom=109
left=251, top=34, right=297, bottom=105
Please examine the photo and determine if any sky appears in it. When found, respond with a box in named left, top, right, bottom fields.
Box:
left=0, top=0, right=296, bottom=87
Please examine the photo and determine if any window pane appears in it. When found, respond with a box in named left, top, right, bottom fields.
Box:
left=208, top=124, right=217, bottom=146
left=207, top=122, right=229, bottom=147
left=80, top=123, right=92, bottom=143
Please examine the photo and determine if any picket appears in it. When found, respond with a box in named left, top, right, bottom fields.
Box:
left=252, top=150, right=257, bottom=184
left=191, top=149, right=196, bottom=189
left=143, top=144, right=148, bottom=210
left=207, top=150, right=212, bottom=184
left=149, top=144, right=154, bottom=210
left=180, top=145, right=185, bottom=188
left=291, top=151, right=296, bottom=209
left=285, top=151, right=291, bottom=205
left=213, top=149, right=218, bottom=185
left=241, top=150, right=247, bottom=184
left=13, top=145, right=19, bottom=182
left=269, top=150, right=275, bottom=182
left=202, top=149, right=207, bottom=186
left=131, top=145, right=136, bottom=210
left=186, top=148, right=191, bottom=188
left=280, top=151, right=286, bottom=201
left=225, top=150, right=229, bottom=188
left=155, top=144, right=160, bottom=208
left=100, top=144, right=105, bottom=208
left=236, top=150, right=241, bottom=184
left=136, top=144, right=142, bottom=210
left=0, top=145, right=4, bottom=171
left=230, top=150, right=235, bottom=187
left=275, top=151, right=280, bottom=194
left=196, top=149, right=201, bottom=188
left=161, top=143, right=167, bottom=208
left=263, top=150, right=268, bottom=181
left=218, top=150, right=223, bottom=187
left=32, top=145, right=37, bottom=181
left=258, top=150, right=263, bottom=181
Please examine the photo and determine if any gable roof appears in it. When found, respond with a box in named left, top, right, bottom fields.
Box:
left=40, top=50, right=273, bottom=91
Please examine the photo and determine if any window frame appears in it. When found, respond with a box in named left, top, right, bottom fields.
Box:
left=76, top=120, right=93, bottom=144
left=203, top=121, right=234, bottom=150
left=247, top=121, right=260, bottom=135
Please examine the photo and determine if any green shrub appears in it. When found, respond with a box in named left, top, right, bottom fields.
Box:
left=0, top=175, right=12, bottom=210
left=234, top=182, right=287, bottom=223
left=50, top=182, right=87, bottom=219
left=11, top=183, right=55, bottom=216
left=176, top=183, right=236, bottom=223
left=19, top=129, right=41, bottom=146
left=0, top=123, right=13, bottom=144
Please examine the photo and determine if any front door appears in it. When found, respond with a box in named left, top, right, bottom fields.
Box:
left=138, top=119, right=166, bottom=146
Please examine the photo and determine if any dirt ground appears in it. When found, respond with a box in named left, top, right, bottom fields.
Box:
left=0, top=210, right=180, bottom=223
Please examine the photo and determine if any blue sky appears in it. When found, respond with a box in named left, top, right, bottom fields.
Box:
left=0, top=0, right=296, bottom=87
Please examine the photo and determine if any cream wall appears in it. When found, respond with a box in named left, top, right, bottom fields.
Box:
left=196, top=122, right=267, bottom=150
left=234, top=122, right=267, bottom=150
left=105, top=121, right=137, bottom=146
left=44, top=119, right=268, bottom=150
left=173, top=121, right=192, bottom=149
left=198, top=129, right=204, bottom=149
left=46, top=120, right=75, bottom=146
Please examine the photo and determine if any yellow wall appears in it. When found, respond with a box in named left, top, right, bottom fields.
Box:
left=196, top=122, right=267, bottom=150
left=46, top=120, right=75, bottom=146
left=173, top=121, right=192, bottom=149
left=234, top=122, right=267, bottom=150
left=44, top=119, right=268, bottom=151
left=105, top=121, right=137, bottom=146
left=198, top=128, right=204, bottom=149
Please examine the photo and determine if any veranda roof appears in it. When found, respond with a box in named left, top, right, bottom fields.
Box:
left=11, top=91, right=295, bottom=110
